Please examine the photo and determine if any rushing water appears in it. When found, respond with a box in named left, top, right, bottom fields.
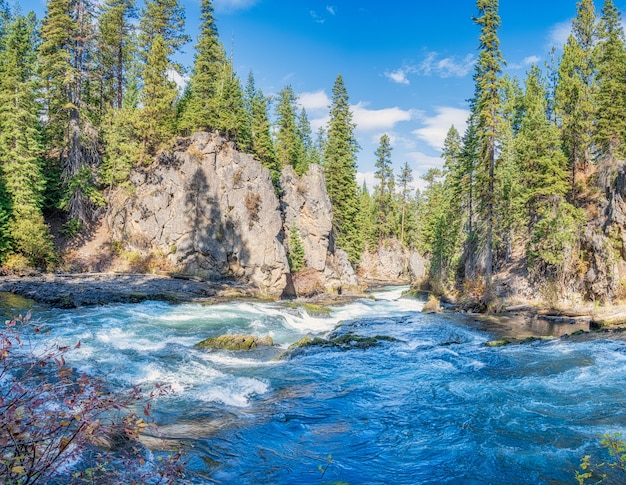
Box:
left=15, top=287, right=626, bottom=484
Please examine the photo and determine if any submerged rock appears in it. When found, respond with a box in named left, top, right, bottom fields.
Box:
left=279, top=331, right=399, bottom=359
left=195, top=334, right=274, bottom=351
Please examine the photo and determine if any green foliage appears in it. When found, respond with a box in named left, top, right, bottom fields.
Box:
left=556, top=0, right=597, bottom=192
left=528, top=199, right=584, bottom=274
left=373, top=134, right=396, bottom=244
left=245, top=73, right=280, bottom=189
left=177, top=0, right=225, bottom=134
left=472, top=0, right=505, bottom=291
left=594, top=0, right=626, bottom=161
left=100, top=107, right=142, bottom=188
left=323, top=74, right=362, bottom=264
left=287, top=224, right=306, bottom=273
left=397, top=161, right=414, bottom=247
left=576, top=433, right=626, bottom=484
left=0, top=11, right=55, bottom=267
left=96, top=0, right=137, bottom=110
left=139, top=33, right=178, bottom=153
left=275, top=85, right=304, bottom=171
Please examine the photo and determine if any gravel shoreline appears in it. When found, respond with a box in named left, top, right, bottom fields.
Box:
left=0, top=273, right=257, bottom=308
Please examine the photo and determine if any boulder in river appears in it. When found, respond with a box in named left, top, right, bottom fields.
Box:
left=195, top=334, right=274, bottom=351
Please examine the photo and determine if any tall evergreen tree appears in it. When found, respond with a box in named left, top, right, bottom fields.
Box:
left=397, top=161, right=414, bottom=246
left=245, top=72, right=279, bottom=187
left=494, top=74, right=524, bottom=262
left=323, top=74, right=362, bottom=264
left=296, top=107, right=314, bottom=174
left=212, top=57, right=248, bottom=145
left=97, top=0, right=137, bottom=111
left=275, top=85, right=304, bottom=171
left=39, top=0, right=101, bottom=227
left=594, top=0, right=626, bottom=161
left=556, top=0, right=597, bottom=200
left=0, top=12, right=54, bottom=265
left=178, top=0, right=225, bottom=135
left=138, top=0, right=188, bottom=153
left=472, top=0, right=504, bottom=292
left=373, top=134, right=395, bottom=244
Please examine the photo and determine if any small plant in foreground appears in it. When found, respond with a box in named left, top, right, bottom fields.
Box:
left=0, top=313, right=185, bottom=484
left=576, top=433, right=626, bottom=484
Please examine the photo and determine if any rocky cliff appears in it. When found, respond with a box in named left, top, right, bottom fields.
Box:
left=109, top=132, right=289, bottom=296
left=107, top=131, right=367, bottom=297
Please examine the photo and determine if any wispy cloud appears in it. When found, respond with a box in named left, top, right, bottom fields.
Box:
left=310, top=10, right=325, bottom=23
left=311, top=7, right=337, bottom=24
left=214, top=0, right=259, bottom=13
left=385, top=67, right=412, bottom=85
left=508, top=55, right=541, bottom=70
left=418, top=51, right=475, bottom=78
left=548, top=20, right=572, bottom=48
left=351, top=102, right=414, bottom=132
left=299, top=89, right=330, bottom=110
left=413, top=106, right=470, bottom=151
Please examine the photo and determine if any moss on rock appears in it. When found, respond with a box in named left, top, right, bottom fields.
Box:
left=195, top=334, right=274, bottom=351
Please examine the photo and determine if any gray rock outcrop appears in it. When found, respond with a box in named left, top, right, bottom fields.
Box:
left=108, top=132, right=289, bottom=297
left=280, top=164, right=358, bottom=294
left=280, top=165, right=332, bottom=272
left=359, top=238, right=426, bottom=283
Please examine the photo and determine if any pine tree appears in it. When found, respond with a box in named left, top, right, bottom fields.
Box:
left=494, top=74, right=524, bottom=262
left=287, top=223, right=305, bottom=272
left=297, top=107, right=315, bottom=174
left=373, top=134, right=395, bottom=244
left=397, top=161, right=414, bottom=246
left=212, top=57, right=248, bottom=146
left=517, top=66, right=570, bottom=214
left=556, top=0, right=597, bottom=200
left=39, top=0, right=101, bottom=227
left=178, top=0, right=225, bottom=135
left=594, top=0, right=626, bottom=161
left=0, top=12, right=54, bottom=266
left=245, top=72, right=279, bottom=188
left=138, top=0, right=188, bottom=153
left=323, top=74, right=362, bottom=264
left=472, top=0, right=504, bottom=293
left=96, top=0, right=137, bottom=110
left=275, top=85, right=304, bottom=170
left=140, top=33, right=178, bottom=152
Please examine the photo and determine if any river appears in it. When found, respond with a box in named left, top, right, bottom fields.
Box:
left=15, top=287, right=626, bottom=484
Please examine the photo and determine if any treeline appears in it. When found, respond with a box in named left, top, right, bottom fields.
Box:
left=0, top=0, right=379, bottom=270
left=417, top=0, right=626, bottom=301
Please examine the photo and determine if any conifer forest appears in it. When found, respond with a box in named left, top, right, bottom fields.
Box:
left=1, top=0, right=626, bottom=304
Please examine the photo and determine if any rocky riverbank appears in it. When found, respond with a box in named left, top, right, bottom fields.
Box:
left=0, top=273, right=257, bottom=308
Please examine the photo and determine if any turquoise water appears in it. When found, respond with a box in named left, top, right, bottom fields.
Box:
left=23, top=287, right=626, bottom=483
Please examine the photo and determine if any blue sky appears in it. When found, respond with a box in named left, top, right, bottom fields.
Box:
left=30, top=0, right=608, bottom=189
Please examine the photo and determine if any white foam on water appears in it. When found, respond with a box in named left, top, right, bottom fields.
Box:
left=199, top=351, right=281, bottom=368
left=196, top=376, right=270, bottom=407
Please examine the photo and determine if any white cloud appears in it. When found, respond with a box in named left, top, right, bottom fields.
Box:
left=418, top=51, right=475, bottom=78
left=214, top=0, right=259, bottom=12
left=508, top=55, right=542, bottom=70
left=412, top=106, right=470, bottom=151
left=326, top=5, right=336, bottom=15
left=548, top=20, right=572, bottom=48
left=310, top=10, right=325, bottom=23
left=299, top=90, right=330, bottom=110
left=352, top=102, right=413, bottom=132
left=385, top=68, right=411, bottom=85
